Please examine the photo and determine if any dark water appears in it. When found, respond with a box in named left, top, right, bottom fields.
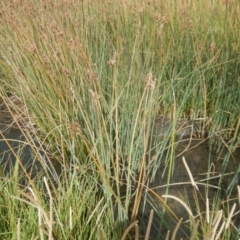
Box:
left=0, top=103, right=60, bottom=183
left=140, top=137, right=240, bottom=239
left=1, top=127, right=30, bottom=169
left=0, top=100, right=34, bottom=174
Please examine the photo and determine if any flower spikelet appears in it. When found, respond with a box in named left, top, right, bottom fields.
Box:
left=145, top=72, right=156, bottom=90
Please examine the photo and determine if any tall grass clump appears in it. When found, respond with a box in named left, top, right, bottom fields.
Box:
left=0, top=0, right=240, bottom=239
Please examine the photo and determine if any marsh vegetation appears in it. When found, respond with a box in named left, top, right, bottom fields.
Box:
left=0, top=0, right=240, bottom=239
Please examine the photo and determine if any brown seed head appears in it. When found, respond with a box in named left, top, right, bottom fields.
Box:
left=145, top=72, right=156, bottom=90
left=209, top=43, right=216, bottom=53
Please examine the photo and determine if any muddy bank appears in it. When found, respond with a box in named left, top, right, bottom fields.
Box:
left=152, top=116, right=206, bottom=139
left=140, top=137, right=240, bottom=239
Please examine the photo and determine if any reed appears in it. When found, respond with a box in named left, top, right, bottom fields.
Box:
left=0, top=0, right=239, bottom=239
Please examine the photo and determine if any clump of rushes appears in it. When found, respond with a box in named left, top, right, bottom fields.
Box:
left=0, top=0, right=240, bottom=239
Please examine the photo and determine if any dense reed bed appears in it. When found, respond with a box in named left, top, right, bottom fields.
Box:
left=0, top=0, right=239, bottom=239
